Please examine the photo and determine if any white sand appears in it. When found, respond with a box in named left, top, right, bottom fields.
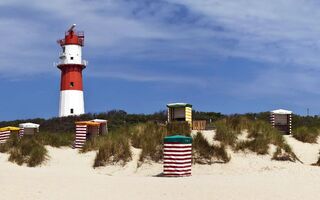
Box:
left=284, top=135, right=320, bottom=164
left=1, top=133, right=320, bottom=200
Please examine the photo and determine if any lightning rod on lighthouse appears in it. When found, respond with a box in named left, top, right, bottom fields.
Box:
left=56, top=24, right=87, bottom=117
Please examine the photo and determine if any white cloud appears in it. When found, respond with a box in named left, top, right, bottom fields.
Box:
left=1, top=0, right=320, bottom=96
left=168, top=0, right=320, bottom=67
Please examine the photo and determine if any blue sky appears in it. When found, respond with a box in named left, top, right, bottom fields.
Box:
left=1, top=0, right=320, bottom=120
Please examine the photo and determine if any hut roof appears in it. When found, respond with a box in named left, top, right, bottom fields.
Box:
left=91, top=119, right=107, bottom=123
left=19, top=123, right=40, bottom=128
left=167, top=103, right=192, bottom=108
left=164, top=135, right=192, bottom=143
left=0, top=126, right=20, bottom=132
left=75, top=121, right=100, bottom=126
left=271, top=109, right=293, bottom=114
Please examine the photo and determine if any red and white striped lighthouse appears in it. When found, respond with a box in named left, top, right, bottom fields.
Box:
left=57, top=24, right=86, bottom=117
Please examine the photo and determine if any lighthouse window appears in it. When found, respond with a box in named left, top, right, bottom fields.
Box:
left=70, top=82, right=74, bottom=87
left=62, top=47, right=65, bottom=53
left=70, top=57, right=74, bottom=60
left=70, top=109, right=74, bottom=114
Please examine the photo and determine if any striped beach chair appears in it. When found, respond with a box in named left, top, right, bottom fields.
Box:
left=163, top=135, right=192, bottom=177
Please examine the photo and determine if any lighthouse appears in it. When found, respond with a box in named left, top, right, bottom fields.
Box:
left=57, top=24, right=86, bottom=117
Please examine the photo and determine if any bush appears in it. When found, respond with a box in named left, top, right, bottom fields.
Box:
left=193, top=132, right=230, bottom=164
left=292, top=127, right=319, bottom=143
left=93, top=134, right=132, bottom=168
left=166, top=121, right=191, bottom=136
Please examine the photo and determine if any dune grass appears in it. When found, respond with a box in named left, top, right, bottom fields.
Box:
left=80, top=135, right=109, bottom=153
left=272, top=145, right=295, bottom=162
left=214, top=119, right=238, bottom=147
left=0, top=133, right=20, bottom=153
left=130, top=123, right=166, bottom=164
left=193, top=132, right=230, bottom=164
left=292, top=127, right=319, bottom=143
left=166, top=121, right=191, bottom=136
left=3, top=134, right=48, bottom=167
left=80, top=126, right=131, bottom=153
left=215, top=116, right=299, bottom=162
left=0, top=132, right=73, bottom=167
left=93, top=133, right=132, bottom=168
left=235, top=138, right=269, bottom=155
left=34, top=132, right=74, bottom=147
left=248, top=122, right=283, bottom=153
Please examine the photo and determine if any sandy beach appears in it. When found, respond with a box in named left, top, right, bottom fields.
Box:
left=1, top=131, right=320, bottom=200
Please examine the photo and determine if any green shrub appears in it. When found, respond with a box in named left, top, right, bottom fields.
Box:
left=292, top=127, right=319, bottom=143
left=193, top=132, right=230, bottom=164
left=166, top=121, right=191, bottom=136
left=93, top=134, right=132, bottom=168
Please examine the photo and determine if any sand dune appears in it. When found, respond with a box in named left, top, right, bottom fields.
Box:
left=1, top=132, right=320, bottom=200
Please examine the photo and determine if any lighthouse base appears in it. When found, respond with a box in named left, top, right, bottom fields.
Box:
left=59, top=90, right=85, bottom=117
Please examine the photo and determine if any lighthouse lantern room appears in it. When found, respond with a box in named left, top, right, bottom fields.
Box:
left=57, top=24, right=87, bottom=117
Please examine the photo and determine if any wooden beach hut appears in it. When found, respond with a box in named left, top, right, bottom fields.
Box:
left=270, top=109, right=292, bottom=134
left=163, top=135, right=192, bottom=177
left=19, top=123, right=40, bottom=137
left=192, top=120, right=206, bottom=131
left=90, top=119, right=108, bottom=135
left=0, top=126, right=20, bottom=144
left=167, top=103, right=192, bottom=127
left=74, top=121, right=101, bottom=148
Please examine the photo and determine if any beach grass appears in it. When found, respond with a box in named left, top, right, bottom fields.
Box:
left=193, top=132, right=230, bottom=164
left=93, top=133, right=132, bottom=168
left=166, top=121, right=191, bottom=136
left=7, top=135, right=48, bottom=167
left=292, top=126, right=319, bottom=143
left=34, top=132, right=74, bottom=147
left=214, top=119, right=238, bottom=146
left=130, top=123, right=166, bottom=164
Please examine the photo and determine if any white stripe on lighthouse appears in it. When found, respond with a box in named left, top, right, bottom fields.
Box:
left=59, top=90, right=85, bottom=117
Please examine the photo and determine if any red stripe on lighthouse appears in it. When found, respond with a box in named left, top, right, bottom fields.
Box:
left=58, top=64, right=84, bottom=91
